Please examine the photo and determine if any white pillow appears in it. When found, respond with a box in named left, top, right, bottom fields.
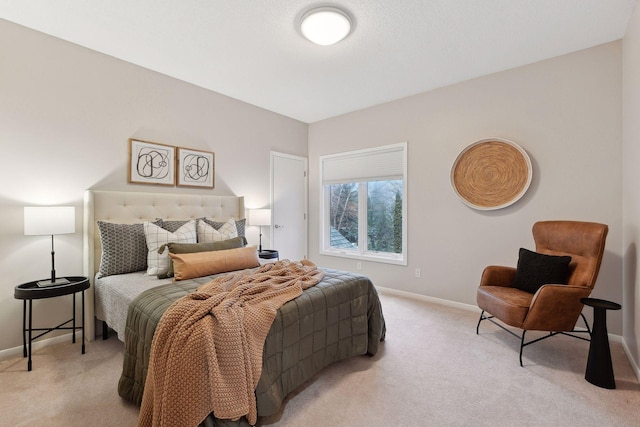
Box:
left=144, top=220, right=197, bottom=276
left=197, top=218, right=238, bottom=243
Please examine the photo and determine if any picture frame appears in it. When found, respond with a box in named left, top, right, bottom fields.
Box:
left=128, top=139, right=176, bottom=186
left=176, top=147, right=215, bottom=188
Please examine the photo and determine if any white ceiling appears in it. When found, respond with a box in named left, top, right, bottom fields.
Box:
left=0, top=0, right=637, bottom=123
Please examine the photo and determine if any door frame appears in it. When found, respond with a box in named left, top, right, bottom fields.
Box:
left=270, top=151, right=308, bottom=259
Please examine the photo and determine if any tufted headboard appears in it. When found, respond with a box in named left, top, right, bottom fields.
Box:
left=82, top=190, right=245, bottom=340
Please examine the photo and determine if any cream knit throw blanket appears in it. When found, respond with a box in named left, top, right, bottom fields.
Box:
left=138, top=259, right=324, bottom=427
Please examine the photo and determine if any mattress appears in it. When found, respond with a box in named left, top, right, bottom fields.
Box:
left=94, top=270, right=233, bottom=341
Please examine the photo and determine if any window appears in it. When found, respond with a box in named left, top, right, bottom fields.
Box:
left=320, top=142, right=407, bottom=265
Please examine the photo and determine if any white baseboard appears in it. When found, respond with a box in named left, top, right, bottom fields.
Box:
left=0, top=332, right=81, bottom=361
left=621, top=339, right=640, bottom=382
left=375, top=285, right=640, bottom=381
left=376, top=286, right=481, bottom=313
left=376, top=286, right=627, bottom=339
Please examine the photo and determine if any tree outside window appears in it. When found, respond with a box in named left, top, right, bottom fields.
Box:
left=329, top=180, right=402, bottom=255
left=367, top=180, right=402, bottom=254
left=321, top=142, right=406, bottom=265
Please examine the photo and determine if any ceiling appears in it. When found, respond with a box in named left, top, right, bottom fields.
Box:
left=0, top=0, right=637, bottom=123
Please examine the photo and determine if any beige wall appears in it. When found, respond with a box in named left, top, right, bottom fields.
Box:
left=622, top=3, right=640, bottom=373
left=0, top=19, right=308, bottom=353
left=1, top=15, right=633, bottom=369
left=309, top=42, right=624, bottom=334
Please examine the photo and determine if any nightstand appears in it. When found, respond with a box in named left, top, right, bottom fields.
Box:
left=14, top=276, right=90, bottom=371
left=580, top=297, right=621, bottom=389
left=258, top=250, right=279, bottom=264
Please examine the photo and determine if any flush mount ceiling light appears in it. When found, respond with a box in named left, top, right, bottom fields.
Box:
left=300, top=7, right=352, bottom=46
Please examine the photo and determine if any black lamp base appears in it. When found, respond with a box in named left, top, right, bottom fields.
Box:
left=39, top=241, right=70, bottom=287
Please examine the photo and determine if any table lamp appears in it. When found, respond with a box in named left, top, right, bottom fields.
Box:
left=24, top=206, right=76, bottom=286
left=249, top=208, right=271, bottom=253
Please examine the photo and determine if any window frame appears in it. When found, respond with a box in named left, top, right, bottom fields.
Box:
left=319, top=142, right=407, bottom=266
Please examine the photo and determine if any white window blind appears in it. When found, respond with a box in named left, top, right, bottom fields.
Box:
left=321, top=143, right=405, bottom=185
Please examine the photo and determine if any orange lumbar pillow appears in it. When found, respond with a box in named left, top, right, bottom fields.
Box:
left=170, top=246, right=260, bottom=281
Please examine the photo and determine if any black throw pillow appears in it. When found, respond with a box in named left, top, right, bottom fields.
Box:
left=511, top=248, right=571, bottom=294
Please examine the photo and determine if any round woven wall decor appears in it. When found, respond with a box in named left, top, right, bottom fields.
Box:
left=451, top=138, right=532, bottom=210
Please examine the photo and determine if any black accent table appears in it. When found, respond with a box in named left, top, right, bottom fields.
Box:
left=258, top=250, right=279, bottom=261
left=14, top=276, right=90, bottom=371
left=580, top=297, right=621, bottom=389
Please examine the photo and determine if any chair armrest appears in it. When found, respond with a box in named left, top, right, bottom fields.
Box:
left=523, top=285, right=592, bottom=331
left=480, top=266, right=516, bottom=287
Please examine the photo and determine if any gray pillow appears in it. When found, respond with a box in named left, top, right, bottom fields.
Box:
left=161, top=218, right=246, bottom=237
left=158, top=236, right=248, bottom=279
left=203, top=218, right=246, bottom=237
left=160, top=219, right=193, bottom=233
left=97, top=220, right=161, bottom=278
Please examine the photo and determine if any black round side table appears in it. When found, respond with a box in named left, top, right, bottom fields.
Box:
left=258, top=249, right=279, bottom=260
left=580, top=297, right=621, bottom=389
left=14, top=276, right=90, bottom=371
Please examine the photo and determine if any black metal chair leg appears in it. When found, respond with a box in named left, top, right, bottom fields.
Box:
left=480, top=311, right=591, bottom=366
left=519, top=330, right=526, bottom=367
left=476, top=310, right=485, bottom=335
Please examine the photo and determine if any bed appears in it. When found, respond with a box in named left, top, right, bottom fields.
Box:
left=83, top=190, right=248, bottom=340
left=82, top=190, right=386, bottom=426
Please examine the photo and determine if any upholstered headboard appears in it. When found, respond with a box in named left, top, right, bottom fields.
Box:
left=82, top=190, right=245, bottom=340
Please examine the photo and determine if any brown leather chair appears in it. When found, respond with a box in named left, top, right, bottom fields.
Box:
left=476, top=220, right=608, bottom=365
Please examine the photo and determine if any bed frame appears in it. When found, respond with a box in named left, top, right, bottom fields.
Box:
left=82, top=190, right=245, bottom=340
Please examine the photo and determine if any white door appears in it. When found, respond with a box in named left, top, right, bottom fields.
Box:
left=270, top=152, right=307, bottom=260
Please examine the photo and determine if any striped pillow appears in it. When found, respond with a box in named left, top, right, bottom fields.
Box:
left=144, top=220, right=197, bottom=276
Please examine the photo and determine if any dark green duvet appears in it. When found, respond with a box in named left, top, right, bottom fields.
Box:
left=118, top=268, right=386, bottom=426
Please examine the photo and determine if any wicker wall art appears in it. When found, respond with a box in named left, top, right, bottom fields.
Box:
left=451, top=138, right=532, bottom=210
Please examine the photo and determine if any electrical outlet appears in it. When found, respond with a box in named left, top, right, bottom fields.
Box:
left=415, top=268, right=421, bottom=278
left=356, top=261, right=362, bottom=270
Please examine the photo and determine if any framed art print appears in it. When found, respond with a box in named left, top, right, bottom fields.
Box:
left=176, top=147, right=215, bottom=188
left=128, top=139, right=175, bottom=186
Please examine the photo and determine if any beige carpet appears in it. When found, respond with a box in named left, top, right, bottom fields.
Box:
left=1, top=292, right=639, bottom=427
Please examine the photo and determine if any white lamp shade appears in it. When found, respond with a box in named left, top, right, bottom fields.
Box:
left=24, top=206, right=76, bottom=236
left=301, top=7, right=352, bottom=46
left=249, top=209, right=271, bottom=226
